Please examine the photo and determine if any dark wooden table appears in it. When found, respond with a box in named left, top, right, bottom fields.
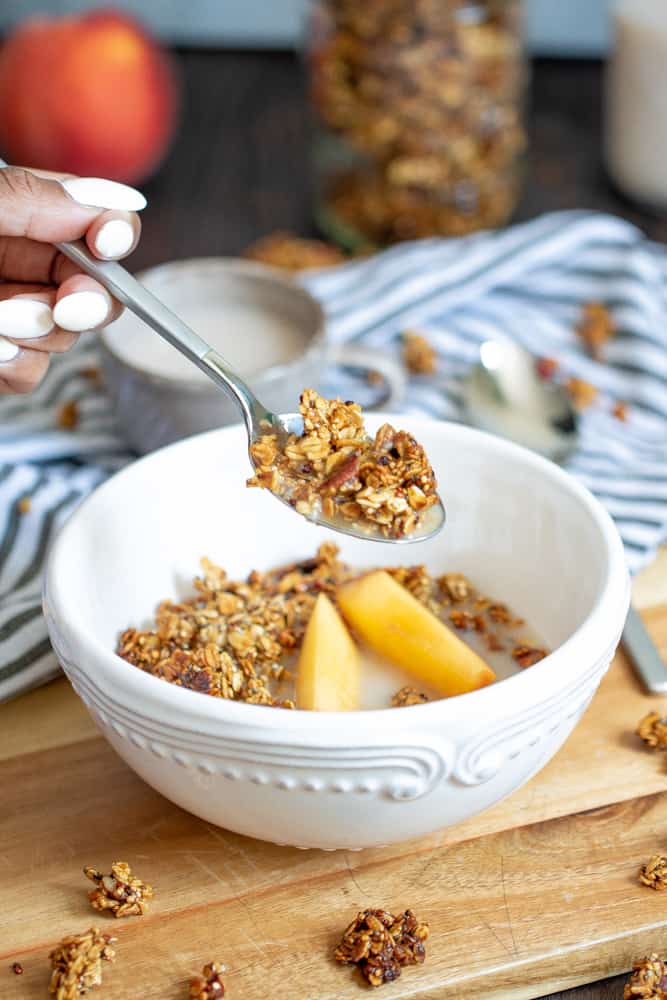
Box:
left=130, top=51, right=650, bottom=1000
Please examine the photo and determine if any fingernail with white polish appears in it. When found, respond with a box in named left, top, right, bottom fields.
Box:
left=0, top=336, right=19, bottom=362
left=54, top=291, right=110, bottom=332
left=0, top=299, right=53, bottom=339
left=61, top=177, right=147, bottom=212
left=94, top=218, right=135, bottom=258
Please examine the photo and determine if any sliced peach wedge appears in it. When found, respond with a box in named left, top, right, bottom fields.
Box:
left=296, top=593, right=360, bottom=711
left=337, top=570, right=496, bottom=698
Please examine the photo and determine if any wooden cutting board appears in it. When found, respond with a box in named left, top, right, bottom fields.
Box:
left=2, top=603, right=667, bottom=999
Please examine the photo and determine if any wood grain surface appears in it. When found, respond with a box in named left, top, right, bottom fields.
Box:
left=2, top=51, right=667, bottom=1000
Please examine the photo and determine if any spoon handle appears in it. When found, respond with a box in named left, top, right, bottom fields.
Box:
left=623, top=604, right=667, bottom=693
left=54, top=236, right=273, bottom=436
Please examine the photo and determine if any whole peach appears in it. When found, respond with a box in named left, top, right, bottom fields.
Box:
left=0, top=10, right=179, bottom=183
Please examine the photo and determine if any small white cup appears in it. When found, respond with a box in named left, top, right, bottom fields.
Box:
left=100, top=258, right=405, bottom=454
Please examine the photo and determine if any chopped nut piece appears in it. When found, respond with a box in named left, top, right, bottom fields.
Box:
left=623, top=954, right=667, bottom=999
left=536, top=357, right=559, bottom=380
left=637, top=712, right=667, bottom=750
left=49, top=927, right=115, bottom=999
left=57, top=400, right=79, bottom=430
left=639, top=855, right=667, bottom=890
left=614, top=400, right=630, bottom=422
left=17, top=496, right=31, bottom=514
left=79, top=366, right=101, bottom=383
left=512, top=645, right=547, bottom=669
left=189, top=962, right=226, bottom=999
left=248, top=390, right=439, bottom=539
left=11, top=962, right=23, bottom=974
left=488, top=603, right=511, bottom=624
left=439, top=572, right=471, bottom=602
left=391, top=686, right=429, bottom=707
left=577, top=302, right=615, bottom=358
left=565, top=377, right=598, bottom=411
left=485, top=633, right=504, bottom=653
left=402, top=332, right=436, bottom=375
left=335, top=908, right=429, bottom=988
left=84, top=861, right=153, bottom=918
left=450, top=609, right=474, bottom=631
left=243, top=231, right=344, bottom=271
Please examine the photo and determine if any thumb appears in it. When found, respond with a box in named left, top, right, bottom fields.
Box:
left=0, top=167, right=144, bottom=243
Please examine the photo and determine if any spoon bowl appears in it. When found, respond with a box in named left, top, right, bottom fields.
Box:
left=463, top=340, right=578, bottom=462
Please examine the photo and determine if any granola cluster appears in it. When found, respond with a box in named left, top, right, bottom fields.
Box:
left=335, top=908, right=429, bottom=987
left=189, top=962, right=226, bottom=998
left=248, top=389, right=439, bottom=538
left=118, top=543, right=354, bottom=708
left=391, top=686, right=429, bottom=707
left=84, top=861, right=153, bottom=918
left=637, top=712, right=667, bottom=750
left=49, top=928, right=116, bottom=999
left=577, top=301, right=615, bottom=358
left=402, top=332, right=437, bottom=375
left=639, top=855, right=667, bottom=891
left=309, top=0, right=525, bottom=243
left=242, top=231, right=345, bottom=271
left=624, top=954, right=667, bottom=999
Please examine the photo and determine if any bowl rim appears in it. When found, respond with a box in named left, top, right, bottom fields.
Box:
left=44, top=417, right=630, bottom=734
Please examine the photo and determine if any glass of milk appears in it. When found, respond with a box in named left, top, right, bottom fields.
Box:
left=605, top=0, right=667, bottom=209
left=100, top=258, right=405, bottom=454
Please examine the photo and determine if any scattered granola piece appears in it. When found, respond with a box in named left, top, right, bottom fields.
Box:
left=78, top=366, right=101, bottom=383
left=57, top=400, right=79, bottom=431
left=402, top=332, right=436, bottom=375
left=367, top=369, right=384, bottom=387
left=565, top=376, right=598, bottom=411
left=512, top=645, right=547, bottom=669
left=84, top=861, right=153, bottom=918
left=640, top=855, right=667, bottom=891
left=638, top=712, right=667, bottom=750
left=49, top=927, right=115, bottom=999
left=17, top=496, right=31, bottom=514
left=242, top=231, right=344, bottom=271
left=11, top=962, right=23, bottom=974
left=577, top=302, right=615, bottom=358
left=535, top=356, right=559, bottom=381
left=189, top=962, right=226, bottom=999
left=439, top=572, right=471, bottom=602
left=488, top=603, right=511, bottom=624
left=485, top=633, right=504, bottom=653
left=450, top=609, right=474, bottom=631
left=335, top=908, right=429, bottom=988
left=614, top=400, right=630, bottom=422
left=248, top=390, right=440, bottom=539
left=391, top=686, right=429, bottom=707
left=623, top=954, right=667, bottom=999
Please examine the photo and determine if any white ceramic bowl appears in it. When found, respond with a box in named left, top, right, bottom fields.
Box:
left=43, top=418, right=629, bottom=850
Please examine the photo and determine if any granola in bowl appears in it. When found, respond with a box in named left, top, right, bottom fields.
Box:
left=117, top=544, right=548, bottom=711
left=247, top=389, right=440, bottom=539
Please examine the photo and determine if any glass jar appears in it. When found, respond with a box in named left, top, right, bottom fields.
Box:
left=308, top=0, right=527, bottom=247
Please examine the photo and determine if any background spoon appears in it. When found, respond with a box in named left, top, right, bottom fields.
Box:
left=463, top=338, right=667, bottom=693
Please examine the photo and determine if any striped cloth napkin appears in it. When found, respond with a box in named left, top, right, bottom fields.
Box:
left=2, top=210, right=666, bottom=701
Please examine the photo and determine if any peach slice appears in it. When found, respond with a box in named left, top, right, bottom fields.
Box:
left=337, top=570, right=496, bottom=697
left=296, top=593, right=360, bottom=711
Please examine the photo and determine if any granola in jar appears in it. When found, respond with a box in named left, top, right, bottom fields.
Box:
left=308, top=0, right=527, bottom=246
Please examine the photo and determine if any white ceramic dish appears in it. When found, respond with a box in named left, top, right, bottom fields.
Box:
left=43, top=417, right=629, bottom=850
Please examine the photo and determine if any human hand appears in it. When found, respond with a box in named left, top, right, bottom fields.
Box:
left=0, top=166, right=145, bottom=393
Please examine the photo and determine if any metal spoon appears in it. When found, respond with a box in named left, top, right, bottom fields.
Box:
left=463, top=339, right=667, bottom=693
left=29, top=212, right=445, bottom=544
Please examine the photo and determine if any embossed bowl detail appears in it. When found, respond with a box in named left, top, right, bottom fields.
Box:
left=43, top=418, right=629, bottom=849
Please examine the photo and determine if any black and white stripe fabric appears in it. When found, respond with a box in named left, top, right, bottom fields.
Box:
left=2, top=211, right=666, bottom=700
